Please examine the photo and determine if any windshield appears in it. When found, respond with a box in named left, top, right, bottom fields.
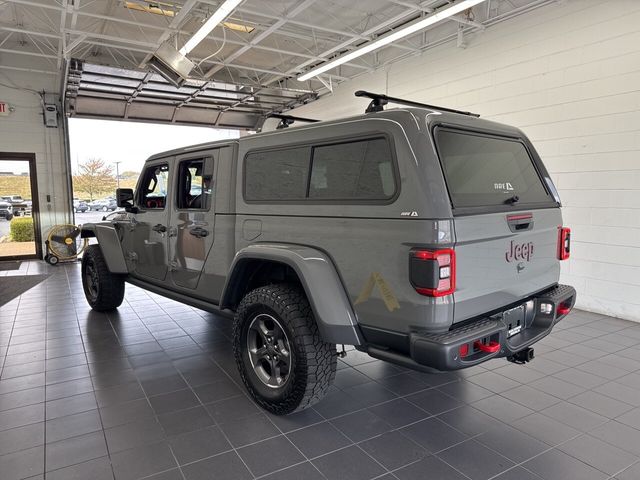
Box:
left=435, top=128, right=554, bottom=210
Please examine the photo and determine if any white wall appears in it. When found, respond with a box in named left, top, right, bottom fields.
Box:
left=0, top=70, right=72, bottom=252
left=292, top=0, right=640, bottom=322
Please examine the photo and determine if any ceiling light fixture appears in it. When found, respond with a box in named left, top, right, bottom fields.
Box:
left=297, top=0, right=487, bottom=82
left=179, top=0, right=244, bottom=55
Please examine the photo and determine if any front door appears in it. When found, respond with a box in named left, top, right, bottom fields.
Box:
left=168, top=153, right=216, bottom=289
left=129, top=161, right=171, bottom=281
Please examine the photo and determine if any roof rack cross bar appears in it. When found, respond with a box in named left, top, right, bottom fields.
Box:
left=268, top=113, right=321, bottom=129
left=354, top=90, right=480, bottom=117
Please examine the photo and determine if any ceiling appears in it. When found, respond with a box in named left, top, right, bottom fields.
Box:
left=0, top=0, right=555, bottom=129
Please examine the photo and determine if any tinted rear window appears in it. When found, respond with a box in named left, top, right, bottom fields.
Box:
left=436, top=129, right=552, bottom=208
left=244, top=137, right=396, bottom=202
left=309, top=138, right=395, bottom=200
left=245, top=147, right=310, bottom=200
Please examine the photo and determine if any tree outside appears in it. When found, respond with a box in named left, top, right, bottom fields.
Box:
left=73, top=158, right=117, bottom=201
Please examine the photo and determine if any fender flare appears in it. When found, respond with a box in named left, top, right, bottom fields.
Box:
left=221, top=243, right=363, bottom=346
left=80, top=223, right=128, bottom=274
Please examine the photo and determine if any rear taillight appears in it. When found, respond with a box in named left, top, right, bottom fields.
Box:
left=410, top=248, right=456, bottom=297
left=558, top=227, right=571, bottom=260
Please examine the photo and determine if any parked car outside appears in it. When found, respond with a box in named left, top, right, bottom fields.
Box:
left=88, top=198, right=117, bottom=212
left=0, top=200, right=13, bottom=220
left=74, top=199, right=89, bottom=213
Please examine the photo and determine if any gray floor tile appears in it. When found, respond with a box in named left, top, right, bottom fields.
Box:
left=45, top=456, right=114, bottom=480
left=3, top=264, right=640, bottom=480
left=105, top=418, right=166, bottom=453
left=360, top=430, right=426, bottom=470
left=45, top=431, right=108, bottom=472
left=0, top=403, right=44, bottom=431
left=501, top=384, right=562, bottom=411
left=568, top=390, right=635, bottom=418
left=477, top=424, right=549, bottom=463
left=615, top=462, right=640, bottom=480
left=259, top=461, right=326, bottom=480
left=472, top=394, right=534, bottom=423
left=110, top=441, right=178, bottom=480
left=219, top=413, right=281, bottom=448
left=168, top=426, right=231, bottom=465
left=286, top=420, right=352, bottom=458
left=523, top=449, right=608, bottom=480
left=511, top=412, right=581, bottom=446
left=368, top=398, right=429, bottom=428
left=312, top=445, right=386, bottom=480
left=182, top=451, right=252, bottom=480
left=395, top=455, right=468, bottom=480
left=438, top=439, right=515, bottom=480
left=45, top=409, right=102, bottom=443
left=401, top=416, right=468, bottom=454
left=540, top=402, right=608, bottom=431
left=0, top=445, right=44, bottom=480
left=237, top=435, right=305, bottom=477
left=331, top=409, right=392, bottom=442
left=558, top=434, right=637, bottom=475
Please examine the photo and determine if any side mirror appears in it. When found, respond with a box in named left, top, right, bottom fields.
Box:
left=116, top=188, right=135, bottom=211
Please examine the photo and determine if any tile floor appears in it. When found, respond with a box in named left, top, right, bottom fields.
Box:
left=1, top=261, right=640, bottom=480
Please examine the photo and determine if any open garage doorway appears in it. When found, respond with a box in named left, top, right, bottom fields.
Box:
left=69, top=118, right=239, bottom=227
left=0, top=153, right=42, bottom=260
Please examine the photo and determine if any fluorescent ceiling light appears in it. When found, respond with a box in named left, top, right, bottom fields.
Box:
left=179, top=0, right=244, bottom=55
left=297, top=0, right=487, bottom=81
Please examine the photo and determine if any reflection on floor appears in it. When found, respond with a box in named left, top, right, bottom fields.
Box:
left=1, top=261, right=640, bottom=480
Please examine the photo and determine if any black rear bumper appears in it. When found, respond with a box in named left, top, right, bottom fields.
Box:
left=367, top=284, right=576, bottom=372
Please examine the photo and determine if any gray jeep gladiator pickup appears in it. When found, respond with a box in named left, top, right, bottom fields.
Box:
left=80, top=91, right=576, bottom=414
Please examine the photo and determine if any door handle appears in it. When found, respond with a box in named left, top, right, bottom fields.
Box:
left=152, top=224, right=167, bottom=233
left=189, top=226, right=209, bottom=238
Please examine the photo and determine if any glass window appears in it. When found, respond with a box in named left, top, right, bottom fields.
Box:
left=245, top=147, right=310, bottom=201
left=140, top=164, right=169, bottom=209
left=309, top=138, right=395, bottom=200
left=177, top=159, right=212, bottom=209
left=436, top=129, right=553, bottom=208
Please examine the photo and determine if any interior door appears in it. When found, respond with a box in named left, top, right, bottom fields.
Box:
left=129, top=161, right=171, bottom=281
left=168, top=154, right=216, bottom=289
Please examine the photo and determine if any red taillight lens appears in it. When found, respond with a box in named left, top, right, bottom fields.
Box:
left=410, top=248, right=456, bottom=297
left=558, top=227, right=571, bottom=260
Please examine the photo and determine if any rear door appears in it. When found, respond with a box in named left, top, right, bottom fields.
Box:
left=434, top=127, right=561, bottom=323
left=168, top=153, right=216, bottom=290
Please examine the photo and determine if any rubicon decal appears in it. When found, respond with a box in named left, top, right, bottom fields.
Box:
left=505, top=240, right=534, bottom=262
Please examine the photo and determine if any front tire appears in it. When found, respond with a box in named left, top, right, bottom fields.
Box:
left=81, top=245, right=125, bottom=311
left=233, top=284, right=337, bottom=415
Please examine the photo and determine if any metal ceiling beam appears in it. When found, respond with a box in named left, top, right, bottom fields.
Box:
left=204, top=0, right=318, bottom=79
left=140, top=0, right=199, bottom=65
left=0, top=47, right=57, bottom=58
left=2, top=2, right=371, bottom=73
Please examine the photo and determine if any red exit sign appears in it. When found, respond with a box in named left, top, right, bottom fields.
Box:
left=0, top=102, right=9, bottom=116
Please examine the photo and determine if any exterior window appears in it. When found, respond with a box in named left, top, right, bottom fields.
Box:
left=177, top=159, right=212, bottom=210
left=309, top=138, right=395, bottom=200
left=245, top=147, right=310, bottom=201
left=140, top=164, right=169, bottom=209
left=243, top=137, right=396, bottom=202
left=436, top=129, right=553, bottom=208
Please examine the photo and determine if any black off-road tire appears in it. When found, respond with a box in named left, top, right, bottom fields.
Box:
left=81, top=244, right=125, bottom=311
left=233, top=284, right=337, bottom=415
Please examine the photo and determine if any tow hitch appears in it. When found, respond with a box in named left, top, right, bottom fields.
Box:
left=507, top=347, right=535, bottom=364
